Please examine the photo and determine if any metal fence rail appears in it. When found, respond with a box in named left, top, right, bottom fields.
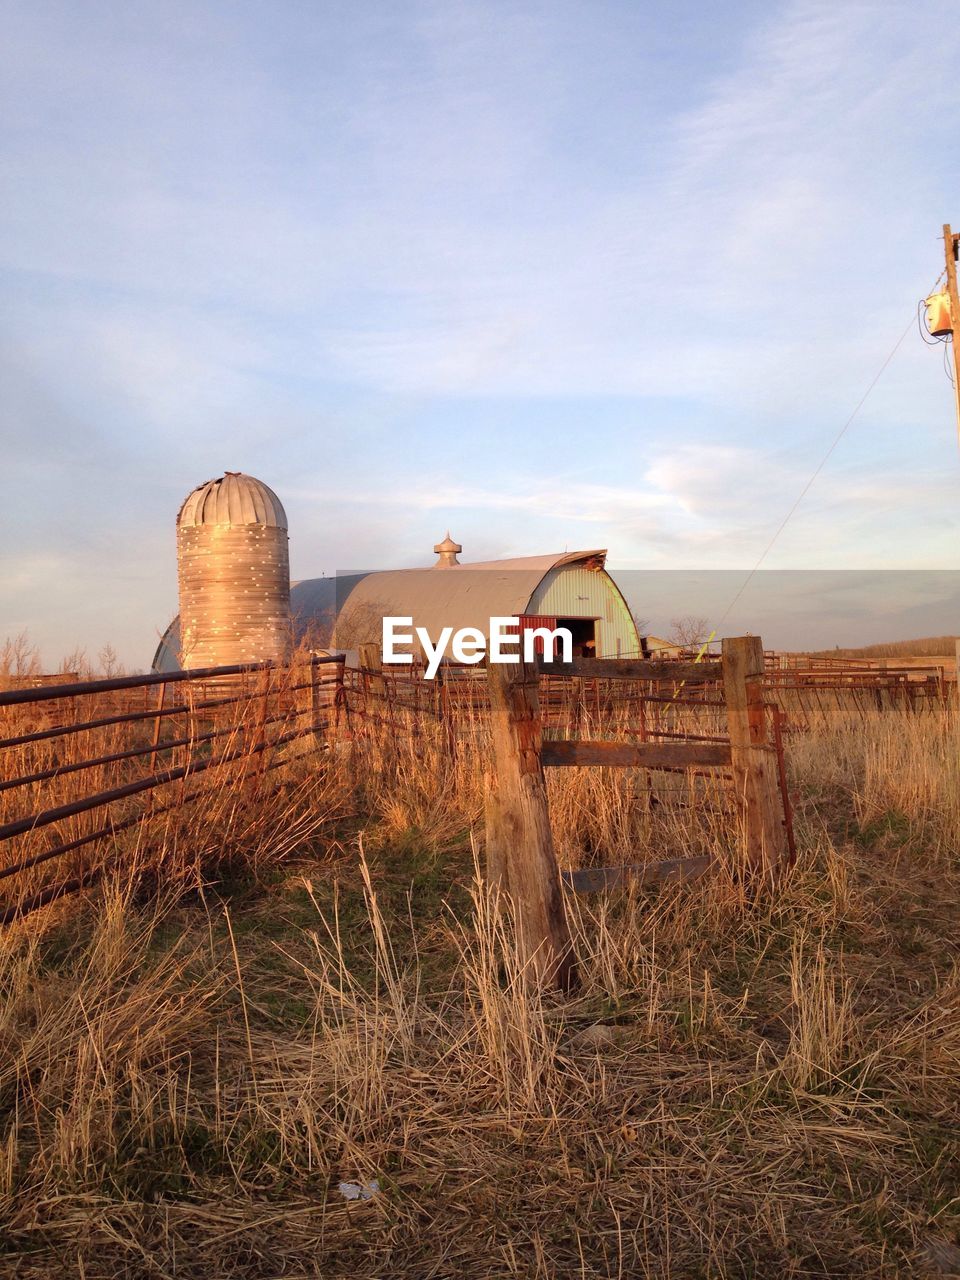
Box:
left=2, top=644, right=949, bottom=925
left=0, top=655, right=344, bottom=923
left=338, top=652, right=948, bottom=748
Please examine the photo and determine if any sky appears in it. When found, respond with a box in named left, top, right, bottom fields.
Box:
left=2, top=0, right=959, bottom=667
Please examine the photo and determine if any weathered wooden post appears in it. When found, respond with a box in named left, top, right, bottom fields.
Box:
left=330, top=656, right=346, bottom=741
left=244, top=665, right=271, bottom=797
left=433, top=664, right=456, bottom=758
left=721, top=635, right=787, bottom=883
left=485, top=658, right=578, bottom=991
left=358, top=640, right=385, bottom=746
left=358, top=642, right=384, bottom=693
left=484, top=770, right=509, bottom=895
left=318, top=658, right=340, bottom=748
left=148, top=680, right=167, bottom=772
left=295, top=656, right=330, bottom=753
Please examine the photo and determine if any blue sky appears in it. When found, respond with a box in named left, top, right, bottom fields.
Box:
left=2, top=0, right=959, bottom=666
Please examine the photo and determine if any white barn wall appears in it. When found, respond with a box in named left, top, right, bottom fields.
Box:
left=527, top=566, right=639, bottom=657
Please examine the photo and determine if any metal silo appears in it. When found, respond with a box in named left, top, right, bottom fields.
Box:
left=176, top=472, right=291, bottom=669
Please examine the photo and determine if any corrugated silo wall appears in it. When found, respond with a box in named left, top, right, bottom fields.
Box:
left=527, top=566, right=638, bottom=657
left=177, top=524, right=291, bottom=668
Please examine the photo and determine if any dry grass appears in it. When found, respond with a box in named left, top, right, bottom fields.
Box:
left=0, top=696, right=957, bottom=1276
left=815, top=638, right=957, bottom=660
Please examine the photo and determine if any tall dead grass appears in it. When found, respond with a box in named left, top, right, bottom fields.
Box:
left=0, top=690, right=956, bottom=1275
left=788, top=700, right=960, bottom=858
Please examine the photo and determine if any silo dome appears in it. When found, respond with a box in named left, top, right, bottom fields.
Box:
left=177, top=472, right=288, bottom=530
left=176, top=472, right=292, bottom=670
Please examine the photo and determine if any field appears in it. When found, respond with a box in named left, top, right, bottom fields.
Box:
left=811, top=638, right=957, bottom=675
left=0, top=674, right=958, bottom=1278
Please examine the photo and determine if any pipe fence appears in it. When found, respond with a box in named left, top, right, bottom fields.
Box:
left=0, top=655, right=344, bottom=922
left=1, top=643, right=950, bottom=926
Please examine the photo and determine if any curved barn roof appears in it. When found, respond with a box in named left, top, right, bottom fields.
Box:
left=331, top=550, right=607, bottom=648
left=177, top=472, right=288, bottom=529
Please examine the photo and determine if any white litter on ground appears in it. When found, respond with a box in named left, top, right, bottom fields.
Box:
left=338, top=1179, right=380, bottom=1201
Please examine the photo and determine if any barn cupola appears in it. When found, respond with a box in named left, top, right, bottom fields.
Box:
left=433, top=532, right=462, bottom=567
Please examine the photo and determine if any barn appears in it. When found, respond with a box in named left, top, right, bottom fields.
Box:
left=152, top=476, right=640, bottom=671
left=331, top=537, right=639, bottom=660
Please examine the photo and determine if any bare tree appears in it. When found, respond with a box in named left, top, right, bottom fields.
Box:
left=669, top=614, right=711, bottom=649
left=59, top=647, right=90, bottom=679
left=0, top=631, right=41, bottom=683
left=98, top=643, right=123, bottom=677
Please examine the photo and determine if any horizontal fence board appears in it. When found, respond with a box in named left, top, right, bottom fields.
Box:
left=562, top=854, right=713, bottom=893
left=536, top=657, right=722, bottom=682
left=542, top=739, right=732, bottom=769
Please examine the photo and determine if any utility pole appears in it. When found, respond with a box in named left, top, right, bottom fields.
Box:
left=943, top=224, right=960, bottom=443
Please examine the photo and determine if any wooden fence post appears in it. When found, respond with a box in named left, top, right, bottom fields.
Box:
left=243, top=666, right=271, bottom=798
left=721, top=635, right=787, bottom=883
left=295, top=657, right=327, bottom=753
left=319, top=658, right=338, bottom=748
left=434, top=665, right=457, bottom=759
left=358, top=642, right=384, bottom=692
left=484, top=770, right=509, bottom=895
left=330, top=658, right=345, bottom=742
left=148, top=680, right=166, bottom=772
left=485, top=658, right=577, bottom=991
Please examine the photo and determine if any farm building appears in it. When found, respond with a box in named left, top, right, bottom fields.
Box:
left=152, top=475, right=640, bottom=671
left=331, top=538, right=639, bottom=660
left=642, top=634, right=687, bottom=659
